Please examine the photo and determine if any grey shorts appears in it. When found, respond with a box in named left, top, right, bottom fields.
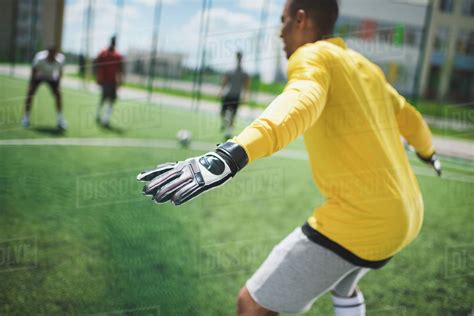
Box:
left=246, top=227, right=370, bottom=314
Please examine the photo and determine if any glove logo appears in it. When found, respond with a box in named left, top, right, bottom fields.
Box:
left=199, top=155, right=225, bottom=175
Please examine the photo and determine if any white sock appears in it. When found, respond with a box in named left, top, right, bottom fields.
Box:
left=101, top=103, right=113, bottom=124
left=224, top=126, right=234, bottom=138
left=22, top=112, right=30, bottom=127
left=332, top=290, right=366, bottom=316
left=57, top=112, right=65, bottom=123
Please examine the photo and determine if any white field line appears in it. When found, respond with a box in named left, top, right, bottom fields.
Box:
left=1, top=70, right=473, bottom=159
left=0, top=137, right=472, bottom=184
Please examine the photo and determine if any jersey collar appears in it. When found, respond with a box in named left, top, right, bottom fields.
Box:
left=321, top=37, right=347, bottom=49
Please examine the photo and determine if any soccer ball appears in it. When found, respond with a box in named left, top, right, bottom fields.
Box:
left=176, top=129, right=192, bottom=148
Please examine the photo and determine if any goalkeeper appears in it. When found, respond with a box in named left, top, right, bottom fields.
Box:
left=138, top=0, right=441, bottom=315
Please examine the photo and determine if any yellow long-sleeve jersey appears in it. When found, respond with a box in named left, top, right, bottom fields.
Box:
left=233, top=38, right=434, bottom=265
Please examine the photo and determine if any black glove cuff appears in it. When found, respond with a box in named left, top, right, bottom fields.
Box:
left=416, top=151, right=436, bottom=163
left=216, top=141, right=249, bottom=175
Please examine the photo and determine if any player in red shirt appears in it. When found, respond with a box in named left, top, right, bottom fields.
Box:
left=94, top=36, right=124, bottom=127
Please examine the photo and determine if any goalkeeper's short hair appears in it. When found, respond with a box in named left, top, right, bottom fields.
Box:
left=288, top=0, right=339, bottom=38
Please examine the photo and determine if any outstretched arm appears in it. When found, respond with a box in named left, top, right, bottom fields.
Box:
left=233, top=46, right=330, bottom=162
left=137, top=45, right=331, bottom=205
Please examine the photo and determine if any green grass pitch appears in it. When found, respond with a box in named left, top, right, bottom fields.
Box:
left=0, top=76, right=472, bottom=315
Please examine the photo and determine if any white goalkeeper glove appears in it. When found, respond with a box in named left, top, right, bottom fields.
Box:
left=416, top=152, right=442, bottom=177
left=137, top=141, right=248, bottom=205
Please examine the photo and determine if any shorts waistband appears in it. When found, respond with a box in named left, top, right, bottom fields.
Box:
left=301, top=222, right=391, bottom=269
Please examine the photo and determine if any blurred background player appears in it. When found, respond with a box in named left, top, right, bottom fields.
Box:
left=21, top=46, right=66, bottom=130
left=218, top=51, right=251, bottom=139
left=78, top=54, right=86, bottom=89
left=78, top=54, right=86, bottom=79
left=94, top=36, right=124, bottom=127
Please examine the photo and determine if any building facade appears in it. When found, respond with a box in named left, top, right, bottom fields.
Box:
left=127, top=49, right=186, bottom=80
left=324, top=0, right=473, bottom=102
left=333, top=0, right=426, bottom=98
left=0, top=0, right=64, bottom=63
left=419, top=0, right=474, bottom=102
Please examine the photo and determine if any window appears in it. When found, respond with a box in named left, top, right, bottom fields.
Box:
left=462, top=0, right=474, bottom=16
left=455, top=30, right=474, bottom=55
left=404, top=27, right=420, bottom=47
left=467, top=31, right=474, bottom=55
left=456, top=30, right=469, bottom=54
left=439, top=0, right=454, bottom=13
left=433, top=27, right=450, bottom=53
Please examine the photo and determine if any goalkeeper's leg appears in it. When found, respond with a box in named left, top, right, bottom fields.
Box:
left=331, top=287, right=366, bottom=316
left=239, top=227, right=372, bottom=315
left=237, top=288, right=278, bottom=316
left=331, top=266, right=370, bottom=316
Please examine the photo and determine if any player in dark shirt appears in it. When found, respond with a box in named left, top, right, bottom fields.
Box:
left=218, top=51, right=251, bottom=139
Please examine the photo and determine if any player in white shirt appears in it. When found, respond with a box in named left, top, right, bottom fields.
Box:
left=22, top=47, right=67, bottom=130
